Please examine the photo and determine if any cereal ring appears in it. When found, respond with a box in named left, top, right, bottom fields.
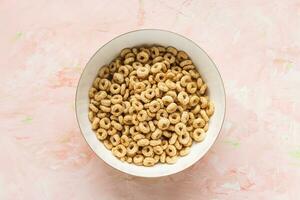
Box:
left=143, top=157, right=155, bottom=167
left=137, top=138, right=150, bottom=147
left=186, top=82, right=197, bottom=93
left=203, top=123, right=209, bottom=132
left=178, top=91, right=190, bottom=106
left=166, top=145, right=177, bottom=157
left=192, top=128, right=206, bottom=142
left=107, top=127, right=117, bottom=136
left=149, top=140, right=161, bottom=146
left=118, top=65, right=129, bottom=77
left=165, top=80, right=176, bottom=90
left=100, top=117, right=111, bottom=129
left=120, top=135, right=130, bottom=147
left=169, top=112, right=181, bottom=124
left=176, top=81, right=184, bottom=92
left=136, top=51, right=149, bottom=63
left=103, top=140, right=113, bottom=150
left=127, top=142, right=138, bottom=155
left=151, top=129, right=162, bottom=140
left=110, top=83, right=121, bottom=94
left=179, top=60, right=193, bottom=67
left=124, top=57, right=135, bottom=65
left=132, top=100, right=143, bottom=111
left=175, top=122, right=187, bottom=135
left=166, top=103, right=177, bottom=113
left=142, top=146, right=153, bottom=157
left=163, top=130, right=172, bottom=138
left=136, top=110, right=147, bottom=122
left=200, top=109, right=209, bottom=122
left=111, top=120, right=123, bottom=131
left=113, top=72, right=124, bottom=84
left=169, top=134, right=178, bottom=145
left=164, top=53, right=175, bottom=64
left=151, top=62, right=163, bottom=74
left=96, top=128, right=108, bottom=140
left=189, top=95, right=200, bottom=107
left=157, top=117, right=170, bottom=130
left=133, top=155, right=144, bottom=165
left=98, top=65, right=110, bottom=78
left=150, top=46, right=160, bottom=58
left=110, top=134, right=120, bottom=146
left=178, top=131, right=190, bottom=145
left=197, top=78, right=203, bottom=88
left=89, top=87, right=97, bottom=98
left=167, top=46, right=178, bottom=56
left=152, top=56, right=163, bottom=64
left=179, top=147, right=191, bottom=156
left=155, top=72, right=166, bottom=82
left=149, top=100, right=161, bottom=113
left=165, top=91, right=177, bottom=99
left=177, top=51, right=188, bottom=61
left=189, top=69, right=200, bottom=79
left=139, top=122, right=150, bottom=134
left=192, top=118, right=206, bottom=128
left=111, top=95, right=123, bottom=104
left=157, top=82, right=168, bottom=92
left=111, top=104, right=124, bottom=116
left=175, top=140, right=183, bottom=150
left=162, top=95, right=173, bottom=106
left=136, top=67, right=149, bottom=78
left=180, top=75, right=192, bottom=87
left=112, top=144, right=127, bottom=158
left=91, top=117, right=100, bottom=130
left=192, top=105, right=201, bottom=114
left=120, top=48, right=131, bottom=58
left=144, top=88, right=156, bottom=99
left=156, top=109, right=168, bottom=120
left=132, top=62, right=143, bottom=70
left=206, top=101, right=214, bottom=117
left=200, top=83, right=207, bottom=94
left=88, top=111, right=94, bottom=122
left=89, top=103, right=99, bottom=113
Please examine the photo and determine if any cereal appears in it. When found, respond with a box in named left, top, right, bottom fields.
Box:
left=88, top=45, right=214, bottom=166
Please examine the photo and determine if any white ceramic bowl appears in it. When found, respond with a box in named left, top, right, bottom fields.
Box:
left=76, top=29, right=225, bottom=177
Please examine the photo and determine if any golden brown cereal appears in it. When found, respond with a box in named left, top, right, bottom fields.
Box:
left=96, top=128, right=107, bottom=140
left=192, top=128, right=206, bottom=142
left=89, top=45, right=214, bottom=166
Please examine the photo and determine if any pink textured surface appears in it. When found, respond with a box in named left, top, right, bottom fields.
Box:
left=1, top=0, right=300, bottom=199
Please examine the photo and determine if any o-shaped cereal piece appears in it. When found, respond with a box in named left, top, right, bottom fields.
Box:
left=164, top=53, right=175, bottom=64
left=155, top=73, right=166, bottom=82
left=149, top=100, right=161, bottom=113
left=120, top=48, right=131, bottom=57
left=137, top=67, right=149, bottom=78
left=180, top=75, right=192, bottom=87
left=153, top=146, right=163, bottom=155
left=169, top=134, right=178, bottom=145
left=156, top=109, right=168, bottom=120
left=175, top=140, right=183, bottom=150
left=137, top=110, right=147, bottom=122
left=98, top=79, right=111, bottom=91
left=206, top=101, right=214, bottom=117
left=144, top=88, right=155, bottom=99
left=139, top=122, right=150, bottom=134
left=158, top=82, right=168, bottom=92
left=137, top=138, right=150, bottom=147
left=98, top=65, right=110, bottom=78
left=110, top=83, right=121, bottom=94
left=193, top=118, right=206, bottom=128
left=91, top=117, right=100, bottom=130
left=96, top=128, right=107, bottom=140
left=200, top=96, right=208, bottom=109
left=100, top=117, right=111, bottom=129
left=179, top=147, right=191, bottom=156
left=178, top=91, right=190, bottom=106
left=127, top=142, right=138, bottom=155
left=132, top=62, right=143, bottom=70
left=103, top=140, right=113, bottom=150
left=167, top=46, right=178, bottom=56
left=89, top=103, right=99, bottom=113
left=192, top=128, right=206, bottom=142
left=132, top=100, right=143, bottom=111
left=107, top=127, right=117, bottom=136
left=151, top=62, right=163, bottom=74
left=179, top=59, right=193, bottom=67
left=118, top=65, right=129, bottom=77
left=163, top=130, right=172, bottom=138
left=166, top=103, right=177, bottom=113
left=142, top=146, right=154, bottom=157
left=157, top=117, right=170, bottom=130
left=150, top=46, right=160, bottom=58
left=178, top=131, right=190, bottom=145
left=94, top=91, right=107, bottom=101
left=161, top=140, right=168, bottom=150
left=89, top=87, right=97, bottom=98
left=137, top=51, right=149, bottom=63
left=120, top=135, right=130, bottom=147
left=192, top=105, right=201, bottom=114
left=175, top=122, right=187, bottom=135
left=112, top=144, right=127, bottom=158
left=150, top=139, right=161, bottom=146
left=186, top=82, right=197, bottom=94
left=113, top=72, right=124, bottom=84
left=111, top=120, right=123, bottom=131
left=200, top=109, right=209, bottom=122
left=166, top=145, right=177, bottom=156
left=190, top=95, right=200, bottom=107
left=152, top=56, right=163, bottom=64
left=134, top=82, right=146, bottom=93
left=111, top=104, right=124, bottom=116
left=165, top=80, right=176, bottom=90
left=169, top=112, right=181, bottom=124
left=143, top=157, right=156, bottom=167
left=162, top=95, right=174, bottom=106
left=151, top=129, right=162, bottom=140
left=100, top=99, right=111, bottom=107
left=189, top=69, right=200, bottom=79
left=110, top=134, right=121, bottom=146
left=111, top=95, right=123, bottom=104
left=124, top=57, right=135, bottom=65
left=200, top=83, right=207, bottom=95
left=133, top=155, right=144, bottom=165
left=177, top=51, right=188, bottom=61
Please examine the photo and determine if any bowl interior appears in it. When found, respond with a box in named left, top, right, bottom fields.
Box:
left=76, top=29, right=225, bottom=177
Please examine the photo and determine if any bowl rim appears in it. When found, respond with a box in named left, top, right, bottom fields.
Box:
left=75, top=28, right=226, bottom=177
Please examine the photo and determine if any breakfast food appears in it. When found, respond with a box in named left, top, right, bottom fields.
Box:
left=88, top=45, right=214, bottom=166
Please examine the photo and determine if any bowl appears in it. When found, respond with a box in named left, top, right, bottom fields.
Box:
left=75, top=29, right=225, bottom=177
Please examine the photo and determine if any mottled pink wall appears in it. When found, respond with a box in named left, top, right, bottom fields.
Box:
left=1, top=0, right=300, bottom=199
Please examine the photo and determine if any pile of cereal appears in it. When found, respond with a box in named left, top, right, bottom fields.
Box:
left=88, top=45, right=214, bottom=167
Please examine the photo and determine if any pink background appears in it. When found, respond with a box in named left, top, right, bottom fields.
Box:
left=1, top=0, right=300, bottom=199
